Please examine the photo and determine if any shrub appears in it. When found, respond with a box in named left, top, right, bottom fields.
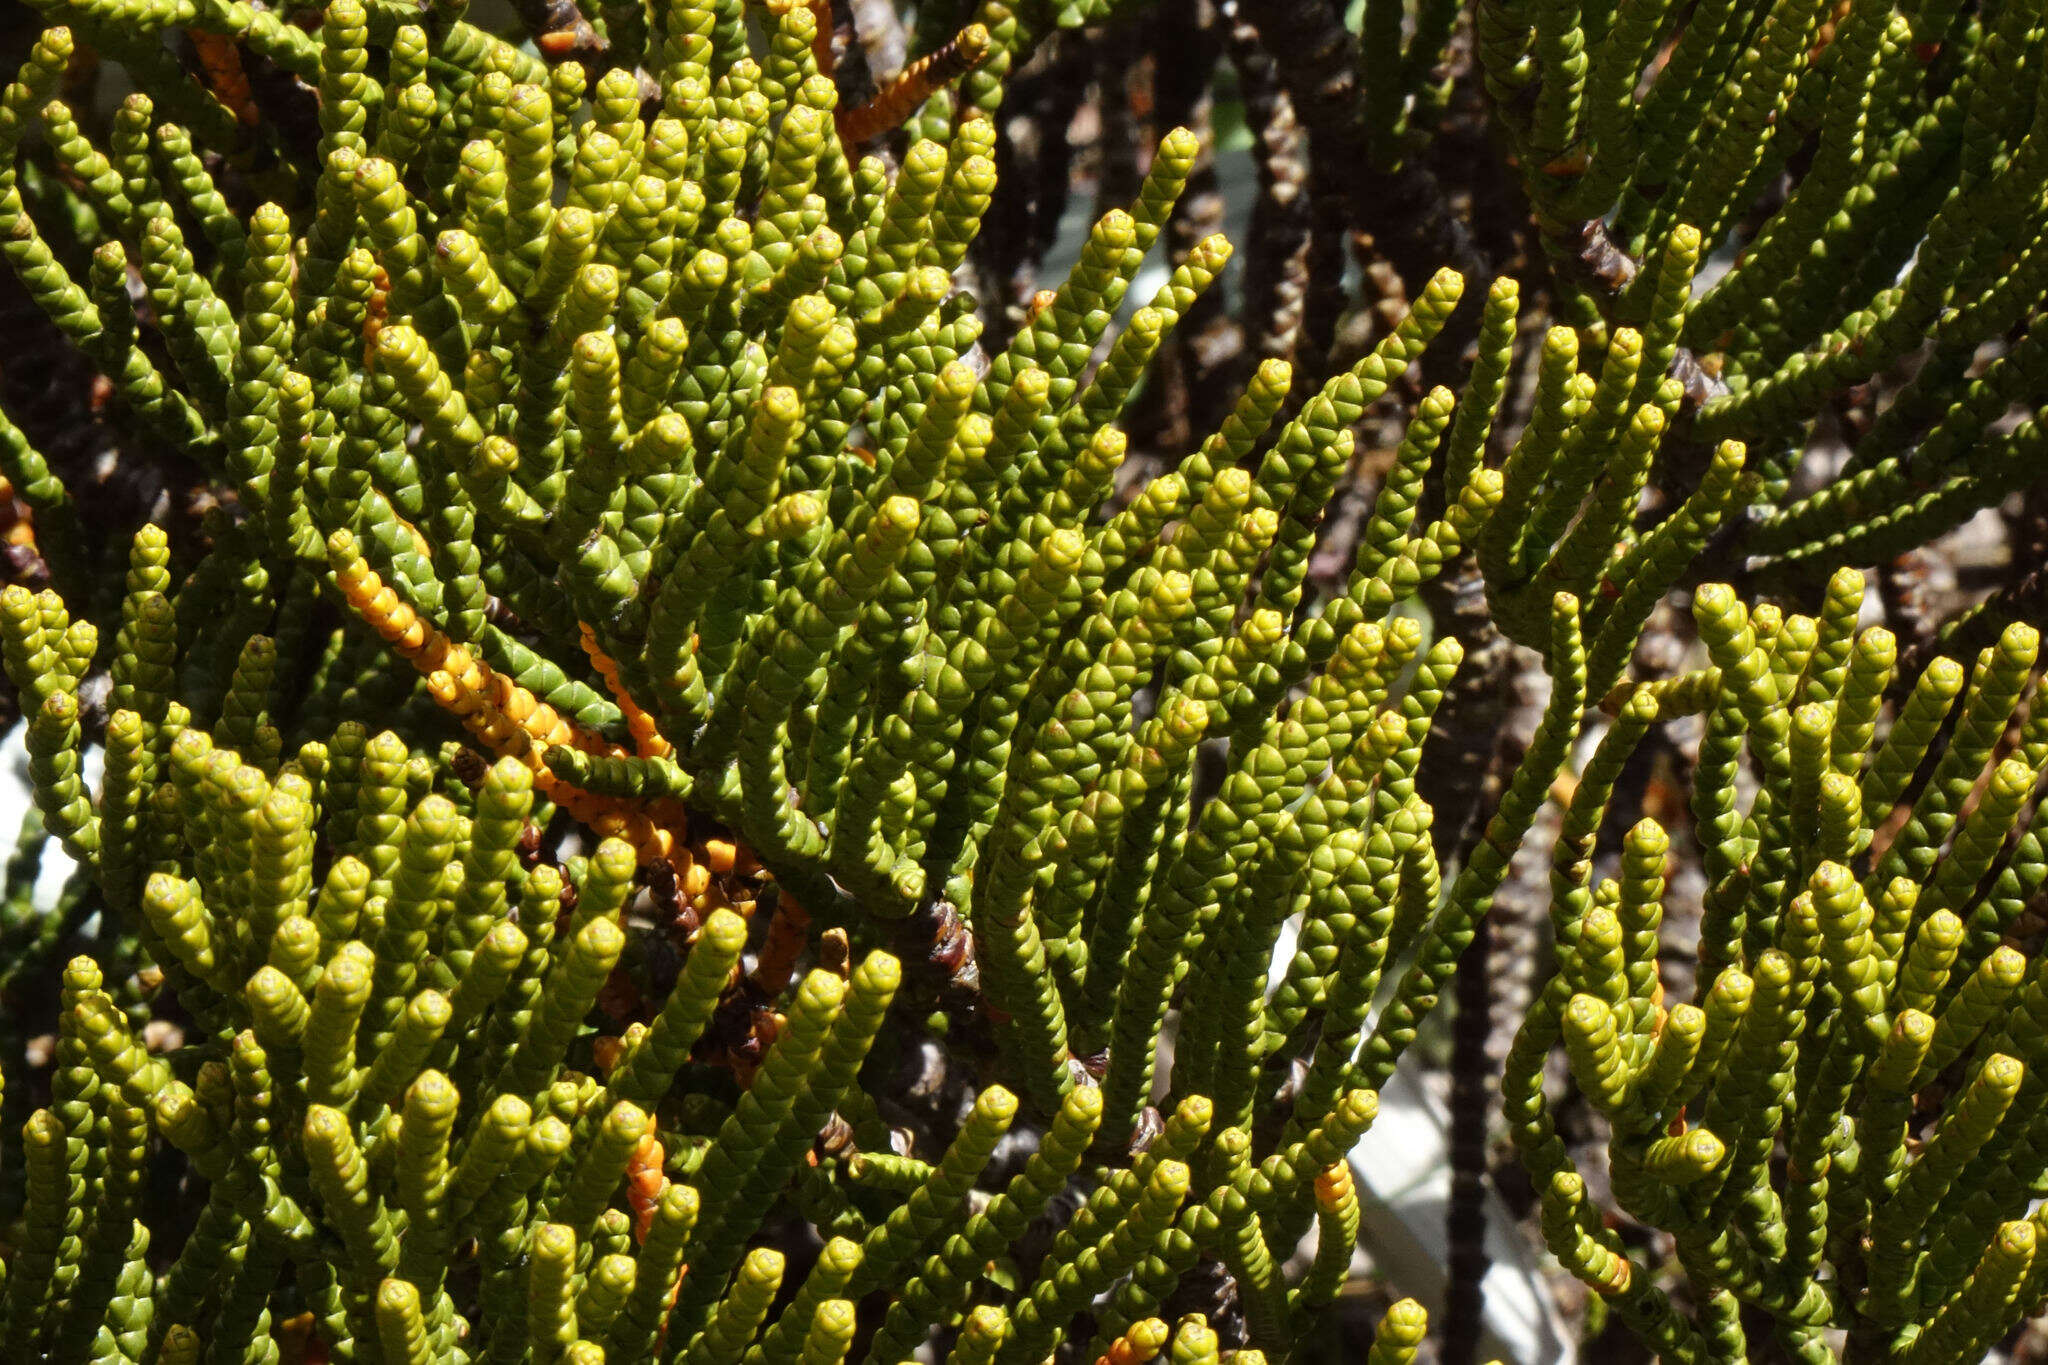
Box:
left=0, top=0, right=2044, bottom=1360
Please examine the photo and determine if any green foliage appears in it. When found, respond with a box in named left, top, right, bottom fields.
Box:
left=0, top=0, right=1500, bottom=1358
left=1510, top=575, right=2048, bottom=1360
left=0, top=0, right=2046, bottom=1357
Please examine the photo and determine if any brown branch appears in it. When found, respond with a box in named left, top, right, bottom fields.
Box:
left=834, top=22, right=991, bottom=147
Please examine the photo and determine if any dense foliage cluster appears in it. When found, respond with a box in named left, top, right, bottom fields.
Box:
left=0, top=0, right=2046, bottom=1359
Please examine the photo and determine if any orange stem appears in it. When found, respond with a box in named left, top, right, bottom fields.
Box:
left=189, top=31, right=259, bottom=127
left=834, top=23, right=992, bottom=146
left=332, top=546, right=691, bottom=869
